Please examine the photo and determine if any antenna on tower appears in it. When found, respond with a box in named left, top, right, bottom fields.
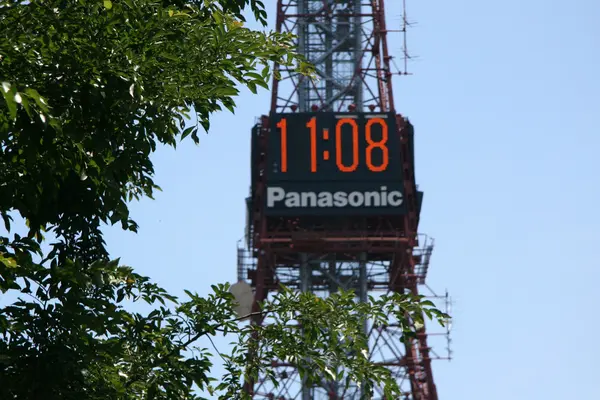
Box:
left=391, top=0, right=418, bottom=76
left=401, top=0, right=414, bottom=74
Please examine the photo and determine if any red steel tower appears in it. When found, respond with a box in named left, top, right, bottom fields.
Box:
left=238, top=0, right=452, bottom=398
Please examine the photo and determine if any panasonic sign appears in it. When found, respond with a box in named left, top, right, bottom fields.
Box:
left=266, top=186, right=403, bottom=209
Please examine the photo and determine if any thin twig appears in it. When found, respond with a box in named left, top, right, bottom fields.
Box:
left=176, top=310, right=268, bottom=354
left=206, top=335, right=228, bottom=364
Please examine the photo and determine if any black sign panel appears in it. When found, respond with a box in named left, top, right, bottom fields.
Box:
left=264, top=112, right=406, bottom=216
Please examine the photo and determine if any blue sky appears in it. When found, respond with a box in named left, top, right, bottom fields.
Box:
left=103, top=0, right=600, bottom=398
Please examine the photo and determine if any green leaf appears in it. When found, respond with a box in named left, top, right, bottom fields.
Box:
left=261, top=65, right=270, bottom=78
left=216, top=86, right=239, bottom=96
left=103, top=0, right=113, bottom=9
left=253, top=79, right=269, bottom=90
left=2, top=84, right=17, bottom=120
left=24, top=88, right=49, bottom=113
left=244, top=72, right=264, bottom=81
left=181, top=126, right=196, bottom=140
left=0, top=254, right=17, bottom=268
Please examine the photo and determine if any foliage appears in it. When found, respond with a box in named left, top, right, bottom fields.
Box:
left=0, top=247, right=446, bottom=399
left=0, top=0, right=312, bottom=261
left=0, top=0, right=448, bottom=399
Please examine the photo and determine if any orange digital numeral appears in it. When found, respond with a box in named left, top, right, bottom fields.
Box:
left=365, top=118, right=389, bottom=172
left=335, top=118, right=359, bottom=173
left=276, top=118, right=287, bottom=172
left=306, top=117, right=318, bottom=172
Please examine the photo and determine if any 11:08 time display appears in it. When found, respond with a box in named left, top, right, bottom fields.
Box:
left=267, top=112, right=402, bottom=182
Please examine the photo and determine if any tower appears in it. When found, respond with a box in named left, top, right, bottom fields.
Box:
left=238, top=0, right=451, bottom=398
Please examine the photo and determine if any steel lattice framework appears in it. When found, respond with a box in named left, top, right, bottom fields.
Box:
left=271, top=0, right=394, bottom=113
left=239, top=1, right=451, bottom=399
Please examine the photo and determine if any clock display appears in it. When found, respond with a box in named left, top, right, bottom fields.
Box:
left=262, top=112, right=407, bottom=216
left=267, top=112, right=402, bottom=183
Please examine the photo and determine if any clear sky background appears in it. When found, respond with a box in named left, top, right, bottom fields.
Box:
left=103, top=0, right=600, bottom=399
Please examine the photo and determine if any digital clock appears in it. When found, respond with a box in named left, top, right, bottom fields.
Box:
left=264, top=112, right=407, bottom=216
left=267, top=112, right=403, bottom=182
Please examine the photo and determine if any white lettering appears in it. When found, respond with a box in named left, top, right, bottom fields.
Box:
left=266, top=186, right=404, bottom=209
left=388, top=191, right=403, bottom=207
left=348, top=192, right=364, bottom=207
left=333, top=191, right=347, bottom=207
left=364, top=191, right=380, bottom=207
left=301, top=192, right=317, bottom=207
left=267, top=187, right=285, bottom=207
left=285, top=192, right=300, bottom=207
left=317, top=192, right=333, bottom=207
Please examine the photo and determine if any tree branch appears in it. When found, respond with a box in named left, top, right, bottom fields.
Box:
left=124, top=310, right=269, bottom=388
